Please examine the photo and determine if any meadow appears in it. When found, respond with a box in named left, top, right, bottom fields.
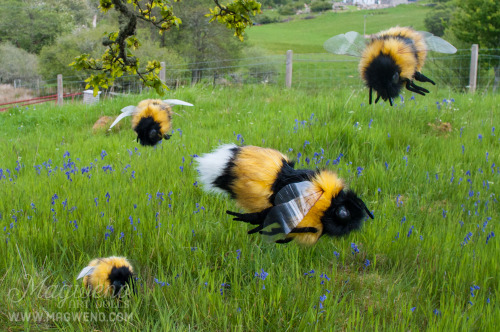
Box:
left=246, top=4, right=432, bottom=54
left=0, top=84, right=498, bottom=331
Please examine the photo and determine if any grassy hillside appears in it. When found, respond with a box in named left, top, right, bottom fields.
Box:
left=1, top=85, right=498, bottom=330
left=246, top=4, right=432, bottom=54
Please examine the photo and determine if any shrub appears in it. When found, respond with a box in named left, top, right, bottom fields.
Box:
left=310, top=1, right=332, bottom=13
left=0, top=43, right=40, bottom=83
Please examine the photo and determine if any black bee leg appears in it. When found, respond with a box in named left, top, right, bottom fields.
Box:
left=405, top=80, right=429, bottom=96
left=226, top=208, right=270, bottom=225
left=248, top=224, right=265, bottom=234
left=289, top=227, right=319, bottom=233
left=369, top=87, right=373, bottom=104
left=374, top=95, right=381, bottom=104
left=389, top=98, right=393, bottom=106
left=275, top=238, right=293, bottom=244
left=259, top=227, right=282, bottom=236
left=414, top=72, right=436, bottom=85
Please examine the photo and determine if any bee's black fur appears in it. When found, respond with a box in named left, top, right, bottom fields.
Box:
left=213, top=146, right=241, bottom=199
left=270, top=160, right=316, bottom=204
left=320, top=189, right=371, bottom=237
left=134, top=116, right=163, bottom=146
left=364, top=54, right=402, bottom=103
left=108, top=266, right=135, bottom=297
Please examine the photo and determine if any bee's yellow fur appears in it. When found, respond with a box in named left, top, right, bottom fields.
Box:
left=82, top=256, right=133, bottom=297
left=131, top=99, right=172, bottom=136
left=360, top=27, right=427, bottom=81
left=231, top=146, right=290, bottom=212
left=286, top=171, right=345, bottom=245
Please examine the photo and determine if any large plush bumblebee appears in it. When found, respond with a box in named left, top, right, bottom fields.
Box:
left=109, top=99, right=193, bottom=146
left=324, top=26, right=457, bottom=106
left=197, top=144, right=373, bottom=245
left=77, top=256, right=135, bottom=297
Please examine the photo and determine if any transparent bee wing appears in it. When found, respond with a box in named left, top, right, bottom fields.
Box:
left=108, top=106, right=136, bottom=129
left=323, top=31, right=366, bottom=57
left=419, top=31, right=457, bottom=54
left=162, top=99, right=194, bottom=107
left=76, top=266, right=95, bottom=280
left=261, top=181, right=323, bottom=239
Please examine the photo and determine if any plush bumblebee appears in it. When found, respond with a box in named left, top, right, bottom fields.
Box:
left=324, top=26, right=457, bottom=106
left=109, top=99, right=193, bottom=146
left=77, top=256, right=135, bottom=297
left=197, top=144, right=373, bottom=245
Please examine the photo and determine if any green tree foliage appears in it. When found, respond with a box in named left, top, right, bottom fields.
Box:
left=424, top=3, right=452, bottom=37
left=71, top=0, right=261, bottom=95
left=39, top=25, right=185, bottom=82
left=0, top=43, right=40, bottom=83
left=0, top=0, right=67, bottom=54
left=448, top=0, right=500, bottom=91
left=162, top=0, right=245, bottom=84
left=448, top=0, right=499, bottom=49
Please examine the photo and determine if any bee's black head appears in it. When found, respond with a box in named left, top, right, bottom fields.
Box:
left=321, top=190, right=373, bottom=237
left=364, top=54, right=402, bottom=104
left=134, top=116, right=163, bottom=146
left=109, top=266, right=135, bottom=297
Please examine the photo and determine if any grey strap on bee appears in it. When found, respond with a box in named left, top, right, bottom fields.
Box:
left=262, top=181, right=322, bottom=235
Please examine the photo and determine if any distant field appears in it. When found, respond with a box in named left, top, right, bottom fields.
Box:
left=1, top=85, right=498, bottom=330
left=246, top=4, right=432, bottom=54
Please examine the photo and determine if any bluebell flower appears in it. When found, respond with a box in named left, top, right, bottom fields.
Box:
left=407, top=225, right=414, bottom=237
left=154, top=278, right=168, bottom=287
left=369, top=119, right=373, bottom=128
left=51, top=193, right=59, bottom=205
left=105, top=192, right=110, bottom=203
left=101, top=150, right=107, bottom=160
left=236, top=249, right=241, bottom=260
left=333, top=251, right=340, bottom=258
left=478, top=134, right=482, bottom=140
left=255, top=269, right=269, bottom=280
left=486, top=232, right=495, bottom=244
left=461, top=232, right=473, bottom=247
left=356, top=167, right=363, bottom=177
left=411, top=307, right=416, bottom=312
left=351, top=243, right=359, bottom=254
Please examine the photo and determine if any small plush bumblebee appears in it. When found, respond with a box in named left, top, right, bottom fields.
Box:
left=324, top=26, right=457, bottom=106
left=109, top=99, right=193, bottom=146
left=77, top=256, right=135, bottom=297
left=197, top=144, right=373, bottom=245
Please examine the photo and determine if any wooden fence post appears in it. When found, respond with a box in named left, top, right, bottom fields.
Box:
left=469, top=44, right=478, bottom=93
left=286, top=50, right=293, bottom=88
left=160, top=62, right=166, bottom=83
left=57, top=74, right=63, bottom=106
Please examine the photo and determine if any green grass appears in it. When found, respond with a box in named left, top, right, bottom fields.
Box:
left=0, top=85, right=498, bottom=331
left=246, top=4, right=432, bottom=54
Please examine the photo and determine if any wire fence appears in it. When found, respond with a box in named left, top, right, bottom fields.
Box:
left=2, top=48, right=498, bottom=106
